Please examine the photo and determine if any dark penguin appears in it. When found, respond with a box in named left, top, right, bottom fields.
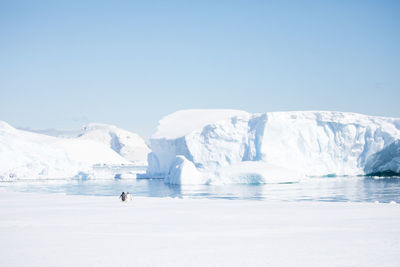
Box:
left=120, top=192, right=127, bottom=202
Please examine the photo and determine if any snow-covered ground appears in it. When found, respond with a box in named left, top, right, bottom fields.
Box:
left=0, top=190, right=399, bottom=267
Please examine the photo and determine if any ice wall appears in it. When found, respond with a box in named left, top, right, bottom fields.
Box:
left=146, top=110, right=400, bottom=184
left=364, top=140, right=400, bottom=175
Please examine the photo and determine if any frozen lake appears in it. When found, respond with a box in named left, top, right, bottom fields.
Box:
left=1, top=176, right=399, bottom=203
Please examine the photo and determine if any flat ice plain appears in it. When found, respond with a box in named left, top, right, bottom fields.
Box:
left=0, top=190, right=399, bottom=267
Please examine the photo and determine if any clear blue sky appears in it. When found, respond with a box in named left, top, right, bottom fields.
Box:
left=1, top=0, right=399, bottom=138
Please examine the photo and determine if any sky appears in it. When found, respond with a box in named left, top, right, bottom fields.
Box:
left=0, top=0, right=399, bottom=138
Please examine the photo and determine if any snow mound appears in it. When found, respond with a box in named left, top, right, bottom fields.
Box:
left=146, top=110, right=400, bottom=184
left=0, top=121, right=145, bottom=180
left=77, top=123, right=150, bottom=165
left=17, top=127, right=80, bottom=138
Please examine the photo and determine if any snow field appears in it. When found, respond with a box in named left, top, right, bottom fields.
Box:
left=0, top=190, right=399, bottom=267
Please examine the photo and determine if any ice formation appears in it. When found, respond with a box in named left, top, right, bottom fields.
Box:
left=164, top=155, right=204, bottom=185
left=145, top=110, right=400, bottom=184
left=0, top=121, right=149, bottom=180
left=77, top=123, right=150, bottom=165
left=364, top=140, right=400, bottom=175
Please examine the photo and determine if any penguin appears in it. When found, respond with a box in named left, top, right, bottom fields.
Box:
left=119, top=192, right=127, bottom=202
left=126, top=192, right=132, bottom=202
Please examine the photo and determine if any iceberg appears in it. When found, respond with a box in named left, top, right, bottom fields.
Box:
left=77, top=123, right=150, bottom=165
left=0, top=121, right=149, bottom=180
left=145, top=110, right=400, bottom=184
left=364, top=140, right=400, bottom=176
left=164, top=155, right=205, bottom=185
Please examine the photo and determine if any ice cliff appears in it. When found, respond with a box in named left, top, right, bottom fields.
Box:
left=0, top=121, right=149, bottom=179
left=145, top=110, right=400, bottom=184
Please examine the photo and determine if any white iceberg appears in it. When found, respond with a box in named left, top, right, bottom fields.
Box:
left=0, top=121, right=149, bottom=180
left=364, top=139, right=400, bottom=175
left=77, top=123, right=150, bottom=165
left=165, top=155, right=205, bottom=185
left=145, top=109, right=400, bottom=184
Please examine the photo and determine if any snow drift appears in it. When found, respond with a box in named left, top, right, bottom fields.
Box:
left=145, top=110, right=400, bottom=184
left=0, top=121, right=149, bottom=180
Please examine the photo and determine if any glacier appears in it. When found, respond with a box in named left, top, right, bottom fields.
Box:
left=145, top=109, right=400, bottom=184
left=0, top=121, right=150, bottom=180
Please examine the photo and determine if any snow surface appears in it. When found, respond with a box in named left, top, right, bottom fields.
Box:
left=146, top=110, right=400, bottom=184
left=0, top=190, right=399, bottom=267
left=152, top=109, right=250, bottom=139
left=17, top=127, right=80, bottom=138
left=0, top=121, right=149, bottom=180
